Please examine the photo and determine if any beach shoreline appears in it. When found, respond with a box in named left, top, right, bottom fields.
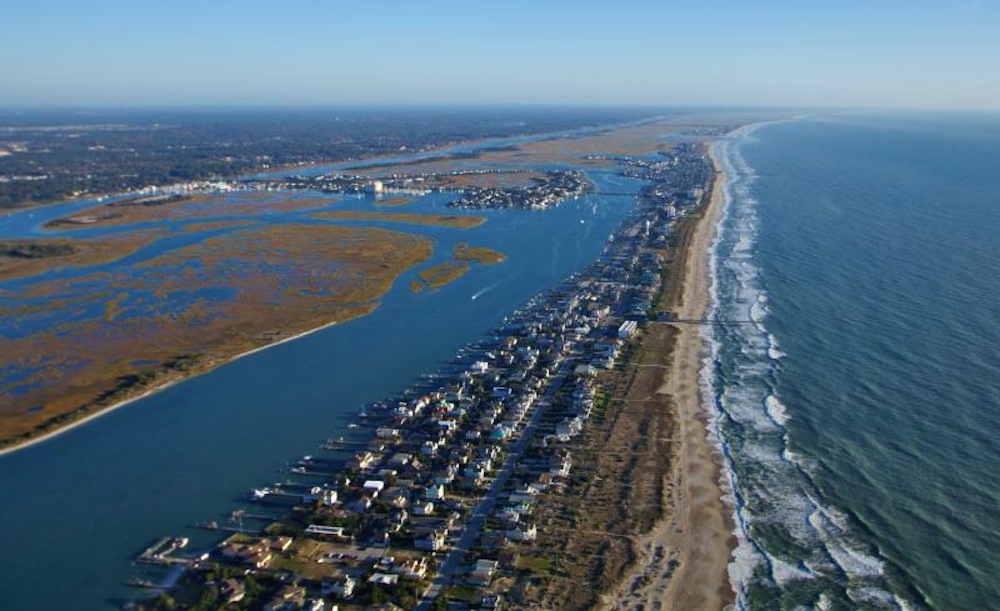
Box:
left=606, top=139, right=736, bottom=610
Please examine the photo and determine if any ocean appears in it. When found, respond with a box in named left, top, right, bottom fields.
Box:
left=708, top=114, right=1000, bottom=610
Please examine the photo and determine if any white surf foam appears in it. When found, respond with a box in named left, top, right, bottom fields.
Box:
left=705, top=136, right=761, bottom=611
left=765, top=394, right=791, bottom=425
left=750, top=300, right=768, bottom=325
left=848, top=585, right=900, bottom=607
left=769, top=555, right=815, bottom=586
left=726, top=386, right=780, bottom=433
left=808, top=506, right=885, bottom=579
left=768, top=333, right=787, bottom=360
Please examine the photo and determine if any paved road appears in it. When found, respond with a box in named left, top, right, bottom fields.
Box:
left=415, top=367, right=569, bottom=610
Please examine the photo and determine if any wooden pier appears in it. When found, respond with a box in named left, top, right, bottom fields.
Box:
left=137, top=537, right=193, bottom=566
left=194, top=521, right=263, bottom=535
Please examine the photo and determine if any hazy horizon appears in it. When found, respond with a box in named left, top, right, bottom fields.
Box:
left=3, top=1, right=999, bottom=111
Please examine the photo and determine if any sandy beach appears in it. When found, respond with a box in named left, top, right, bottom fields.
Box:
left=605, top=143, right=735, bottom=611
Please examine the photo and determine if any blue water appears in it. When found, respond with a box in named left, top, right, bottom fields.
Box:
left=708, top=114, right=1000, bottom=610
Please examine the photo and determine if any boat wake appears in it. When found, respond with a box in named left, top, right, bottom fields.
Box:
left=471, top=282, right=499, bottom=301
left=704, top=128, right=917, bottom=610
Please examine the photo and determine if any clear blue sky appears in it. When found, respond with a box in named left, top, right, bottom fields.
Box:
left=3, top=0, right=998, bottom=110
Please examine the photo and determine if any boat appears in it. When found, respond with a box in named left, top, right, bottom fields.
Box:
left=128, top=578, right=159, bottom=589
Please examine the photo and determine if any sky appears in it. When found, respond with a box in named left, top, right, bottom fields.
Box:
left=2, top=0, right=999, bottom=110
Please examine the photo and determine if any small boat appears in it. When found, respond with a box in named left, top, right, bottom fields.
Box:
left=128, top=578, right=158, bottom=589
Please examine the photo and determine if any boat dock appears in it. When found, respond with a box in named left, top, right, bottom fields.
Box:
left=137, top=537, right=193, bottom=566
left=194, top=522, right=263, bottom=535
left=287, top=467, right=339, bottom=477
left=127, top=578, right=162, bottom=589
left=320, top=438, right=369, bottom=450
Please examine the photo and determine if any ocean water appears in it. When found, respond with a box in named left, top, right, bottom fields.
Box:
left=708, top=114, right=1000, bottom=610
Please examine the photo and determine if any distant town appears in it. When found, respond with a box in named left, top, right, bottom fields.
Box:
left=0, top=109, right=661, bottom=209
left=248, top=169, right=592, bottom=211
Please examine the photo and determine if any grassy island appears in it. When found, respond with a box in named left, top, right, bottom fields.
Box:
left=1, top=241, right=78, bottom=259
left=0, top=235, right=161, bottom=281
left=417, top=261, right=471, bottom=290
left=311, top=210, right=486, bottom=229
left=374, top=196, right=416, bottom=207
left=453, top=242, right=507, bottom=265
left=44, top=193, right=337, bottom=230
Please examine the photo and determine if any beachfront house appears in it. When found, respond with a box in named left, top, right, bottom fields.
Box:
left=506, top=523, right=538, bottom=542
left=469, top=558, right=500, bottom=585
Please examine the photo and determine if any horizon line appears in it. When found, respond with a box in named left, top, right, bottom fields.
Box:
left=0, top=102, right=996, bottom=115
